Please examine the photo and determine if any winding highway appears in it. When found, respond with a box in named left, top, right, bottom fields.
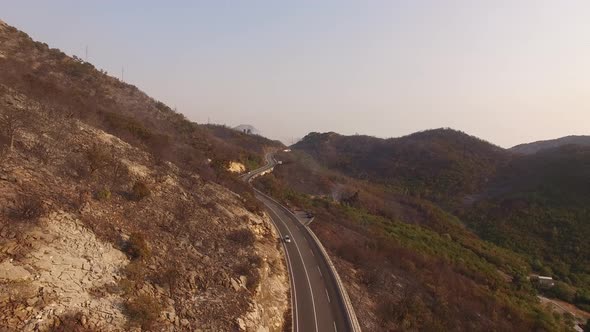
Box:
left=241, top=153, right=359, bottom=332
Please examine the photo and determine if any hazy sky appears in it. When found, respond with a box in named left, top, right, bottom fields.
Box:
left=3, top=1, right=590, bottom=147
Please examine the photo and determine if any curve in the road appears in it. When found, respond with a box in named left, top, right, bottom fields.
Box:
left=242, top=152, right=360, bottom=332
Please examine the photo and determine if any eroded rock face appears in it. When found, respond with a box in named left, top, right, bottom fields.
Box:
left=226, top=207, right=289, bottom=332
left=0, top=212, right=128, bottom=331
left=228, top=161, right=246, bottom=173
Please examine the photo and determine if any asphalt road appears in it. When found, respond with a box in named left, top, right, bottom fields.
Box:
left=242, top=153, right=351, bottom=332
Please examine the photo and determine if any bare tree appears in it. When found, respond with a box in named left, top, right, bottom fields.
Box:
left=0, top=101, right=32, bottom=151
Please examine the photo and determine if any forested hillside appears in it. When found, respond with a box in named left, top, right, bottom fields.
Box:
left=264, top=129, right=590, bottom=329
left=295, top=129, right=509, bottom=208
left=467, top=145, right=590, bottom=310
left=511, top=135, right=590, bottom=155
left=255, top=150, right=574, bottom=330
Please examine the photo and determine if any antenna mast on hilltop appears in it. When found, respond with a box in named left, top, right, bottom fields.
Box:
left=121, top=66, right=124, bottom=81
left=85, top=45, right=88, bottom=61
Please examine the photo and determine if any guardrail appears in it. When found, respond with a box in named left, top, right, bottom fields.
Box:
left=305, top=228, right=362, bottom=332
left=253, top=187, right=362, bottom=332
left=244, top=153, right=362, bottom=331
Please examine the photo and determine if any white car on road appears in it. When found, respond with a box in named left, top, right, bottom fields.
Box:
left=284, top=235, right=291, bottom=243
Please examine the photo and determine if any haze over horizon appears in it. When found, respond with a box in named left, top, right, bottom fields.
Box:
left=3, top=1, right=589, bottom=148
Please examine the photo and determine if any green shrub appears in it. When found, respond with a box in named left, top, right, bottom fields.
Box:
left=96, top=188, right=111, bottom=201
left=131, top=181, right=150, bottom=201
left=547, top=282, right=576, bottom=303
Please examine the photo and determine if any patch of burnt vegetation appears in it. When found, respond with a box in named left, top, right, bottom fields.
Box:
left=123, top=294, right=162, bottom=330
left=227, top=228, right=256, bottom=247
left=10, top=194, right=44, bottom=222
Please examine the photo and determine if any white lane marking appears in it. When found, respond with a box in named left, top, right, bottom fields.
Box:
left=266, top=202, right=319, bottom=332
left=265, top=204, right=298, bottom=332
left=317, top=266, right=323, bottom=278
left=281, top=231, right=298, bottom=332
left=325, top=288, right=331, bottom=303
left=310, top=248, right=315, bottom=257
left=333, top=321, right=338, bottom=332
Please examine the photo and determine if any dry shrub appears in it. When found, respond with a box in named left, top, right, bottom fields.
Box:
left=123, top=233, right=150, bottom=260
left=110, top=158, right=130, bottom=187
left=123, top=294, right=162, bottom=330
left=243, top=193, right=264, bottom=216
left=131, top=181, right=150, bottom=201
left=123, top=261, right=146, bottom=284
left=50, top=312, right=96, bottom=332
left=233, top=254, right=263, bottom=289
left=29, top=141, right=51, bottom=164
left=360, top=268, right=383, bottom=289
left=78, top=190, right=92, bottom=207
left=66, top=153, right=90, bottom=179
left=173, top=200, right=192, bottom=222
left=203, top=200, right=217, bottom=211
left=84, top=143, right=112, bottom=175
left=248, top=254, right=263, bottom=268
left=155, top=266, right=180, bottom=296
left=10, top=195, right=44, bottom=221
left=227, top=228, right=256, bottom=246
left=0, top=145, right=8, bottom=165
left=336, top=242, right=369, bottom=266
left=246, top=270, right=261, bottom=290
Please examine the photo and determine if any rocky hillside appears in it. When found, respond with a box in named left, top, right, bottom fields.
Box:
left=205, top=124, right=283, bottom=170
left=0, top=19, right=288, bottom=331
left=510, top=135, right=590, bottom=155
left=0, top=19, right=278, bottom=178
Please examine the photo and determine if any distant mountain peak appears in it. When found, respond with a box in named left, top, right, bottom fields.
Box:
left=510, top=135, right=590, bottom=154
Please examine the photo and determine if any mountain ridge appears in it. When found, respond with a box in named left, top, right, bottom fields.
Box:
left=510, top=135, right=590, bottom=155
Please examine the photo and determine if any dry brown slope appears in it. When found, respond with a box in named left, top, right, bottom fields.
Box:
left=0, top=20, right=289, bottom=331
